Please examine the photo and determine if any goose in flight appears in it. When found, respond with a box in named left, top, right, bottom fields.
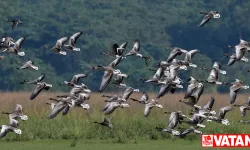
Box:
left=7, top=37, right=26, bottom=56
left=166, top=47, right=188, bottom=63
left=16, top=60, right=39, bottom=70
left=233, top=97, right=250, bottom=116
left=130, top=92, right=149, bottom=104
left=207, top=106, right=233, bottom=125
left=156, top=78, right=183, bottom=99
left=144, top=99, right=163, bottom=117
left=183, top=49, right=199, bottom=67
left=51, top=37, right=68, bottom=55
left=156, top=112, right=183, bottom=135
left=64, top=31, right=82, bottom=51
left=102, top=101, right=129, bottom=115
left=92, top=57, right=123, bottom=92
left=227, top=79, right=249, bottom=104
left=93, top=117, right=113, bottom=129
left=178, top=126, right=202, bottom=138
left=0, top=115, right=22, bottom=137
left=7, top=19, right=23, bottom=30
left=30, top=82, right=52, bottom=100
left=2, top=104, right=28, bottom=121
left=47, top=97, right=71, bottom=119
left=180, top=113, right=207, bottom=128
left=198, top=11, right=220, bottom=28
left=112, top=73, right=128, bottom=88
left=203, top=61, right=226, bottom=85
left=125, top=40, right=151, bottom=66
left=101, top=42, right=127, bottom=58
left=0, top=36, right=14, bottom=53
left=191, top=97, right=216, bottom=116
left=20, top=73, right=45, bottom=85
left=60, top=74, right=88, bottom=87
left=103, top=87, right=139, bottom=102
left=180, top=76, right=204, bottom=108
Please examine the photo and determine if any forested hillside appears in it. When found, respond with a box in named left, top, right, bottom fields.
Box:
left=0, top=0, right=250, bottom=92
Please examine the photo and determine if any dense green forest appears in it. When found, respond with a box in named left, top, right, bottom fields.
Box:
left=0, top=0, right=250, bottom=93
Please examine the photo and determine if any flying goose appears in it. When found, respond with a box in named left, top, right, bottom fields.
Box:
left=2, top=104, right=28, bottom=121
left=180, top=76, right=204, bottom=108
left=92, top=57, right=123, bottom=92
left=51, top=37, right=68, bottom=55
left=144, top=99, right=163, bottom=117
left=233, top=97, right=250, bottom=116
left=142, top=67, right=164, bottom=84
left=61, top=74, right=88, bottom=87
left=30, top=82, right=52, bottom=100
left=102, top=101, right=129, bottom=115
left=191, top=97, right=216, bottom=116
left=103, top=87, right=139, bottom=103
left=7, top=19, right=23, bottom=30
left=64, top=31, right=82, bottom=51
left=207, top=106, right=233, bottom=125
left=101, top=42, right=128, bottom=58
left=112, top=73, right=128, bottom=88
left=228, top=79, right=249, bottom=104
left=0, top=115, right=22, bottom=137
left=16, top=60, right=38, bottom=70
left=198, top=11, right=220, bottom=28
left=20, top=73, right=45, bottom=85
left=179, top=126, right=202, bottom=138
left=156, top=78, right=183, bottom=99
left=166, top=48, right=188, bottom=63
left=93, top=117, right=113, bottom=129
left=156, top=112, right=184, bottom=135
left=125, top=40, right=151, bottom=66
left=183, top=49, right=199, bottom=67
left=70, top=93, right=90, bottom=109
left=180, top=113, right=207, bottom=128
left=7, top=37, right=25, bottom=56
left=130, top=92, right=149, bottom=104
left=203, top=61, right=226, bottom=85
left=0, top=36, right=14, bottom=52
left=47, top=97, right=71, bottom=119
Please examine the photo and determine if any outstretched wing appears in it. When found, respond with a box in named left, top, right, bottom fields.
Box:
left=14, top=37, right=25, bottom=51
left=99, top=71, right=113, bottom=93
left=69, top=31, right=82, bottom=46
left=198, top=14, right=212, bottom=28
left=30, top=84, right=45, bottom=100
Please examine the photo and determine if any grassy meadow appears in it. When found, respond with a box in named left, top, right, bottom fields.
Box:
left=0, top=92, right=250, bottom=149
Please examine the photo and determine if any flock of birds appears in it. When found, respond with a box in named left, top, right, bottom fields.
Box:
left=1, top=10, right=250, bottom=138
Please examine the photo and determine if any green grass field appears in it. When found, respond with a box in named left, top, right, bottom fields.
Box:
left=0, top=92, right=250, bottom=149
left=0, top=140, right=205, bottom=150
